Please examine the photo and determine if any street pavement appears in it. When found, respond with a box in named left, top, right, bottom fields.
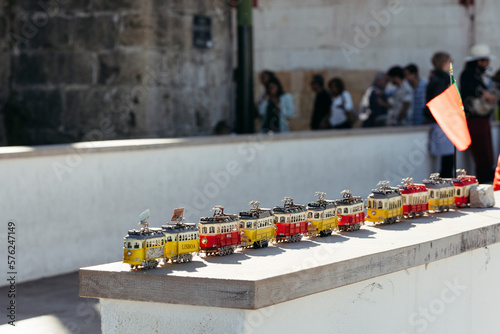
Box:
left=0, top=272, right=100, bottom=333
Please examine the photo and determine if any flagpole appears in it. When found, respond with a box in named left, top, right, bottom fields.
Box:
left=450, top=62, right=457, bottom=179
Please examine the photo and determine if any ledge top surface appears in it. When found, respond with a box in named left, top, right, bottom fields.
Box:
left=80, top=192, right=500, bottom=309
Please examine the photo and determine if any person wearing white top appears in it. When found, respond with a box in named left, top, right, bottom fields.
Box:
left=328, top=78, right=354, bottom=129
left=387, top=66, right=413, bottom=126
left=258, top=77, right=294, bottom=133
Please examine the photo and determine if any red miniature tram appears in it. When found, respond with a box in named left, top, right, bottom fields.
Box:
left=273, top=197, right=308, bottom=242
left=399, top=177, right=429, bottom=218
left=199, top=206, right=240, bottom=256
left=453, top=169, right=478, bottom=208
left=336, top=190, right=365, bottom=231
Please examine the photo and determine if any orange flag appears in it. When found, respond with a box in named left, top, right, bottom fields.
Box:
left=426, top=84, right=471, bottom=151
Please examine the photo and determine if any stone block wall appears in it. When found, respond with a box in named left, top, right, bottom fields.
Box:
left=2, top=0, right=233, bottom=145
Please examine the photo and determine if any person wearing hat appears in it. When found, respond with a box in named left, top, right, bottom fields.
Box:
left=460, top=43, right=498, bottom=183
left=310, top=74, right=332, bottom=130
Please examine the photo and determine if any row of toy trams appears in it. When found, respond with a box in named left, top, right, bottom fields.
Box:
left=123, top=170, right=478, bottom=269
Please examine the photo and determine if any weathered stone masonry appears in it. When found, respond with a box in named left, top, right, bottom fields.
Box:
left=0, top=0, right=233, bottom=145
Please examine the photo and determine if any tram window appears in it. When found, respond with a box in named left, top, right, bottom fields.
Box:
left=134, top=242, right=139, bottom=248
left=167, top=236, right=172, bottom=242
left=240, top=222, right=244, bottom=229
left=279, top=217, right=284, bottom=223
left=246, top=222, right=252, bottom=228
left=430, top=190, right=434, bottom=198
left=367, top=201, right=371, bottom=209
left=217, top=227, right=220, bottom=233
left=337, top=208, right=341, bottom=215
left=343, top=208, right=348, bottom=214
left=308, top=212, right=312, bottom=218
left=314, top=213, right=319, bottom=219
left=209, top=226, right=215, bottom=233
left=378, top=201, right=382, bottom=209
left=126, top=242, right=131, bottom=248
left=202, top=227, right=207, bottom=234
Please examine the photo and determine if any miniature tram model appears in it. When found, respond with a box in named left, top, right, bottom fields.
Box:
left=366, top=181, right=403, bottom=225
left=307, top=192, right=337, bottom=237
left=239, top=201, right=275, bottom=248
left=123, top=169, right=484, bottom=270
left=399, top=178, right=429, bottom=218
left=199, top=206, right=240, bottom=256
left=272, top=197, right=308, bottom=243
left=336, top=190, right=365, bottom=231
left=453, top=169, right=478, bottom=208
left=423, top=173, right=455, bottom=212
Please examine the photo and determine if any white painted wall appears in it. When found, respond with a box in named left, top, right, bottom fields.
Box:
left=254, top=0, right=500, bottom=78
left=99, top=242, right=500, bottom=334
left=0, top=126, right=498, bottom=284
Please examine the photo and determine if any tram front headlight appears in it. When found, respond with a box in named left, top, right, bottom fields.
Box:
left=127, top=251, right=132, bottom=256
left=202, top=237, right=208, bottom=245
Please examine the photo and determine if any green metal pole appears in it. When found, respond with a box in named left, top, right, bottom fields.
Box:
left=236, top=0, right=255, bottom=134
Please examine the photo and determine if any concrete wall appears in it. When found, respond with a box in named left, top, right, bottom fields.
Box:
left=1, top=126, right=498, bottom=284
left=99, top=242, right=500, bottom=334
left=253, top=0, right=500, bottom=130
left=2, top=0, right=233, bottom=145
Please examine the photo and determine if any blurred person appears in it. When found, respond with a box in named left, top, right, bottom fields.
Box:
left=258, top=77, right=294, bottom=133
left=309, top=74, right=332, bottom=130
left=492, top=69, right=500, bottom=121
left=258, top=70, right=276, bottom=105
left=327, top=78, right=355, bottom=129
left=460, top=44, right=498, bottom=183
left=405, top=64, right=427, bottom=126
left=387, top=66, right=413, bottom=126
left=362, top=72, right=390, bottom=128
left=425, top=52, right=454, bottom=178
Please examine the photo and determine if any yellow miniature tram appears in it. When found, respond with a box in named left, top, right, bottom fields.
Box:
left=366, top=181, right=403, bottom=224
left=239, top=201, right=275, bottom=248
left=123, top=209, right=200, bottom=269
left=423, top=173, right=454, bottom=212
left=123, top=210, right=165, bottom=269
left=307, top=192, right=337, bottom=237
left=162, top=223, right=199, bottom=263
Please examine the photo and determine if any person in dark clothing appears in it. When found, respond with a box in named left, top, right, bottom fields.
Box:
left=460, top=44, right=498, bottom=183
left=425, top=52, right=454, bottom=178
left=309, top=75, right=332, bottom=130
left=363, top=72, right=389, bottom=128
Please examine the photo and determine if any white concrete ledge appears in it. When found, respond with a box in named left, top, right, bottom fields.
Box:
left=79, top=192, right=500, bottom=309
left=0, top=126, right=431, bottom=159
